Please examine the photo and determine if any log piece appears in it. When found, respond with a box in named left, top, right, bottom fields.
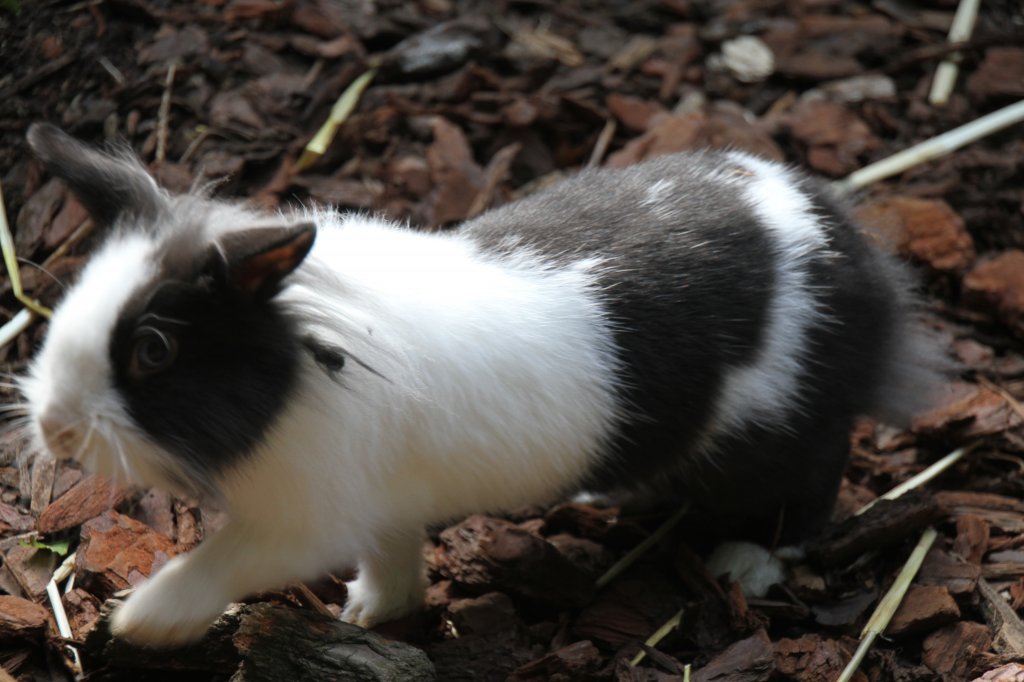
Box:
left=83, top=599, right=436, bottom=681
left=808, top=491, right=937, bottom=566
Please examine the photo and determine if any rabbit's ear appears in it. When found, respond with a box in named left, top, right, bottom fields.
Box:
left=217, top=223, right=317, bottom=299
left=26, top=123, right=165, bottom=226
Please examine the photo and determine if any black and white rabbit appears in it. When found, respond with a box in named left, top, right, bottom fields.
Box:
left=20, top=123, right=936, bottom=646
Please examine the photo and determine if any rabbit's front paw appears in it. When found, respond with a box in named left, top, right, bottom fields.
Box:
left=109, top=557, right=226, bottom=647
left=341, top=573, right=423, bottom=628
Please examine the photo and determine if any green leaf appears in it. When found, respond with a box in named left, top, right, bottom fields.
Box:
left=20, top=536, right=71, bottom=556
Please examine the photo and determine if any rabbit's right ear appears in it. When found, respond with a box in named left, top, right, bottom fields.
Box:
left=26, top=123, right=165, bottom=226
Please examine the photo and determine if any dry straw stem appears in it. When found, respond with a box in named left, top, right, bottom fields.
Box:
left=156, top=61, right=178, bottom=163
left=928, top=0, right=980, bottom=106
left=0, top=195, right=94, bottom=351
left=295, top=66, right=378, bottom=173
left=839, top=98, right=1024, bottom=190
left=294, top=582, right=336, bottom=619
left=629, top=607, right=684, bottom=666
left=836, top=526, right=938, bottom=682
left=856, top=442, right=979, bottom=516
left=46, top=551, right=83, bottom=679
left=0, top=180, right=53, bottom=319
left=587, top=119, right=618, bottom=168
left=595, top=505, right=688, bottom=591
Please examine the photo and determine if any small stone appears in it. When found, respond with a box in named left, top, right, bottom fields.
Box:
left=718, top=36, right=774, bottom=83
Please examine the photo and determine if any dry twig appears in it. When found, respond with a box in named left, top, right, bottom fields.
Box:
left=856, top=443, right=979, bottom=516
left=837, top=527, right=938, bottom=682
left=839, top=99, right=1024, bottom=190
left=928, top=0, right=981, bottom=106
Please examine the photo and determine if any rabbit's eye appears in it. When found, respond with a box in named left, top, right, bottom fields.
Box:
left=129, top=328, right=178, bottom=378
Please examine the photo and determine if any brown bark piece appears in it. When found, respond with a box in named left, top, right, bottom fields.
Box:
left=137, top=488, right=175, bottom=539
left=3, top=545, right=56, bottom=599
left=963, top=251, right=1024, bottom=338
left=606, top=94, right=669, bottom=132
left=574, top=571, right=683, bottom=648
left=922, top=621, right=992, bottom=680
left=919, top=547, right=982, bottom=595
left=811, top=591, right=876, bottom=628
left=75, top=510, right=178, bottom=595
left=507, top=640, right=602, bottom=681
left=977, top=577, right=1024, bottom=656
left=436, top=515, right=594, bottom=607
left=956, top=515, right=992, bottom=565
left=887, top=584, right=960, bottom=637
left=0, top=500, right=34, bottom=533
left=967, top=48, right=1024, bottom=100
left=544, top=502, right=621, bottom=541
left=605, top=112, right=708, bottom=167
left=936, top=491, right=1024, bottom=535
left=36, top=475, right=128, bottom=534
left=447, top=592, right=519, bottom=637
left=775, top=636, right=862, bottom=682
left=809, top=491, right=937, bottom=566
left=29, top=452, right=56, bottom=514
left=914, top=383, right=1023, bottom=440
left=426, top=117, right=484, bottom=226
left=0, top=595, right=49, bottom=639
left=692, top=629, right=775, bottom=682
left=973, top=663, right=1024, bottom=681
left=84, top=600, right=436, bottom=681
left=783, top=100, right=879, bottom=176
left=853, top=196, right=975, bottom=272
left=63, top=588, right=102, bottom=640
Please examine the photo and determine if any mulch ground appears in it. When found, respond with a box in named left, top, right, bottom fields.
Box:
left=1, top=0, right=1024, bottom=680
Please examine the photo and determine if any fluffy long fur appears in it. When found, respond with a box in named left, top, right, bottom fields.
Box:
left=20, top=124, right=938, bottom=645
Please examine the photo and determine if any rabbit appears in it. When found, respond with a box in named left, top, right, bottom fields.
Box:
left=18, top=122, right=938, bottom=647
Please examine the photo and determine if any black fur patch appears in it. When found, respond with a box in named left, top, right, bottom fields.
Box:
left=109, top=223, right=304, bottom=483
left=464, top=152, right=907, bottom=544
left=26, top=123, right=163, bottom=226
left=465, top=154, right=774, bottom=483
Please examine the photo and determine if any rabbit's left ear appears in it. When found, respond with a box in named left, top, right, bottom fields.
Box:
left=217, top=223, right=317, bottom=299
left=26, top=123, right=166, bottom=226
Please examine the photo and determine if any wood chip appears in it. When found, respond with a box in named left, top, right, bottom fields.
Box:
left=886, top=584, right=960, bottom=636
left=36, top=475, right=128, bottom=534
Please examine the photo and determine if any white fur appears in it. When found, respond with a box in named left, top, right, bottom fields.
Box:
left=706, top=540, right=786, bottom=597
left=25, top=152, right=842, bottom=645
left=205, top=214, right=623, bottom=629
left=703, top=152, right=831, bottom=439
left=31, top=209, right=622, bottom=643
left=21, top=236, right=185, bottom=489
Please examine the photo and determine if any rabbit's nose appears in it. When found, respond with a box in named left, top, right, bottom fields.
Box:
left=38, top=407, right=81, bottom=459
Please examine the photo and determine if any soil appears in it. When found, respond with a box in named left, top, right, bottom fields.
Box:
left=1, top=0, right=1024, bottom=680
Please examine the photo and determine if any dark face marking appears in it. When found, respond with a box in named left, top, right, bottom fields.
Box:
left=109, top=223, right=316, bottom=483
